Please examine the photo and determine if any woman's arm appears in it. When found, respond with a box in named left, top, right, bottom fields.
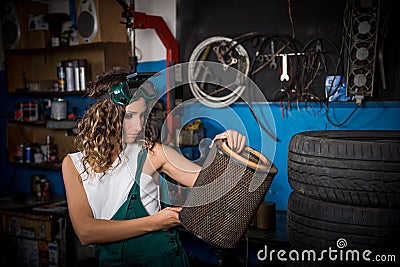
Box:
left=62, top=155, right=182, bottom=245
left=145, top=143, right=201, bottom=187
left=145, top=129, right=247, bottom=187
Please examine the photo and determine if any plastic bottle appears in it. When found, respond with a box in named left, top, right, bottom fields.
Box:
left=45, top=135, right=58, bottom=162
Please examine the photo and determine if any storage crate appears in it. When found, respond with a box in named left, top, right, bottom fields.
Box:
left=5, top=212, right=54, bottom=241
left=15, top=238, right=60, bottom=267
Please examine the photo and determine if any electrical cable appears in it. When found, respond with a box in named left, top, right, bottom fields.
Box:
left=322, top=0, right=360, bottom=127
left=287, top=0, right=296, bottom=39
left=301, top=93, right=324, bottom=116
left=188, top=36, right=250, bottom=108
left=325, top=104, right=359, bottom=127
left=186, top=9, right=349, bottom=128
left=250, top=35, right=299, bottom=77
left=187, top=28, right=346, bottom=141
left=249, top=35, right=271, bottom=78
left=302, top=60, right=322, bottom=94
left=188, top=34, right=279, bottom=142
left=250, top=42, right=291, bottom=76
left=247, top=101, right=280, bottom=142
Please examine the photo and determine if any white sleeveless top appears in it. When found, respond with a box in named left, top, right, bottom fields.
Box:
left=69, top=143, right=160, bottom=219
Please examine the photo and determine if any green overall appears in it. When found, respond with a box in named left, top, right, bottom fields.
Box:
left=94, top=149, right=189, bottom=267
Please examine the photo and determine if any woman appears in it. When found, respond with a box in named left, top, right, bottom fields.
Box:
left=62, top=68, right=246, bottom=266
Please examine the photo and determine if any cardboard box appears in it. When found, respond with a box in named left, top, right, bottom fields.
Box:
left=3, top=211, right=59, bottom=241
left=15, top=238, right=60, bottom=267
left=1, top=210, right=67, bottom=267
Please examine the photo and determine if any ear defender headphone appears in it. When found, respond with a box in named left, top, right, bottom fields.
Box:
left=109, top=72, right=158, bottom=106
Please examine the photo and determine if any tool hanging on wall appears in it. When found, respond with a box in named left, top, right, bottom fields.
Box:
left=188, top=36, right=282, bottom=142
left=278, top=52, right=305, bottom=82
left=269, top=40, right=278, bottom=69
left=280, top=54, right=289, bottom=81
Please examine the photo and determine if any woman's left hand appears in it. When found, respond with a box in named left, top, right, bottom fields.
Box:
left=212, top=129, right=246, bottom=153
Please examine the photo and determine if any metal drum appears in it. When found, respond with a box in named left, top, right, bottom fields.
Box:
left=179, top=139, right=278, bottom=248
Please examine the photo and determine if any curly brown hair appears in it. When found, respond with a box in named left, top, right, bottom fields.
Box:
left=74, top=68, right=155, bottom=178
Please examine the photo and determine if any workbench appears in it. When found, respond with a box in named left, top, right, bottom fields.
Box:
left=0, top=195, right=70, bottom=267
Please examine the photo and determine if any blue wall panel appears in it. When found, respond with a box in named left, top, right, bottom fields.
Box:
left=178, top=101, right=400, bottom=211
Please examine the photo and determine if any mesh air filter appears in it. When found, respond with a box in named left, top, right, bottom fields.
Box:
left=180, top=140, right=277, bottom=248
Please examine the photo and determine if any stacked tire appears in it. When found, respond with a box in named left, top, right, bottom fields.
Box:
left=287, top=130, right=400, bottom=259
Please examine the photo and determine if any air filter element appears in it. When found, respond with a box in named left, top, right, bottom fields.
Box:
left=180, top=140, right=277, bottom=248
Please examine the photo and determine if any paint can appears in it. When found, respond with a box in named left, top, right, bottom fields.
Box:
left=51, top=98, right=67, bottom=120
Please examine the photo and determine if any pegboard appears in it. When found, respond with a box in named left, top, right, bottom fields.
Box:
left=176, top=0, right=400, bottom=103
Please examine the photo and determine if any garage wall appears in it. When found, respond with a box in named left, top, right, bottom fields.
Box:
left=135, top=0, right=176, bottom=62
left=171, top=0, right=400, bottom=210
left=177, top=0, right=400, bottom=101
left=177, top=101, right=400, bottom=211
left=1, top=0, right=400, bottom=211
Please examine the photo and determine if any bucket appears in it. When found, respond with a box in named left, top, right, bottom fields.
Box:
left=179, top=139, right=278, bottom=248
left=51, top=98, right=67, bottom=120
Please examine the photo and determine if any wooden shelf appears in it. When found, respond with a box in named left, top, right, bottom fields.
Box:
left=10, top=89, right=89, bottom=96
left=3, top=41, right=128, bottom=54
left=6, top=121, right=76, bottom=164
left=4, top=42, right=129, bottom=93
left=4, top=42, right=129, bottom=170
left=8, top=120, right=48, bottom=126
left=10, top=161, right=62, bottom=170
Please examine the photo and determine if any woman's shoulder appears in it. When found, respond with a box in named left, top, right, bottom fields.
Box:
left=61, top=153, right=78, bottom=177
left=62, top=154, right=72, bottom=167
left=62, top=152, right=79, bottom=163
left=145, top=142, right=169, bottom=167
left=147, top=142, right=174, bottom=157
left=66, top=151, right=83, bottom=163
left=62, top=152, right=84, bottom=173
left=146, top=142, right=184, bottom=165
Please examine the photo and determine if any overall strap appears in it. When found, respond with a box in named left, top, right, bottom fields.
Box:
left=127, top=147, right=147, bottom=197
left=95, top=146, right=189, bottom=266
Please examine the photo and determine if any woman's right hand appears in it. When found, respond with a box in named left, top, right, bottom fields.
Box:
left=152, top=206, right=183, bottom=231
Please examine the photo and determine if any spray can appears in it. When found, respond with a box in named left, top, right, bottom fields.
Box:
left=25, top=146, right=32, bottom=163
left=64, top=60, right=75, bottom=91
left=73, top=59, right=80, bottom=91
left=78, top=59, right=87, bottom=90
left=57, top=62, right=66, bottom=91
left=42, top=179, right=51, bottom=201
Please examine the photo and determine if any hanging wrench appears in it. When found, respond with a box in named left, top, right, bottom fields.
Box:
left=280, top=54, right=289, bottom=81
left=269, top=40, right=277, bottom=69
